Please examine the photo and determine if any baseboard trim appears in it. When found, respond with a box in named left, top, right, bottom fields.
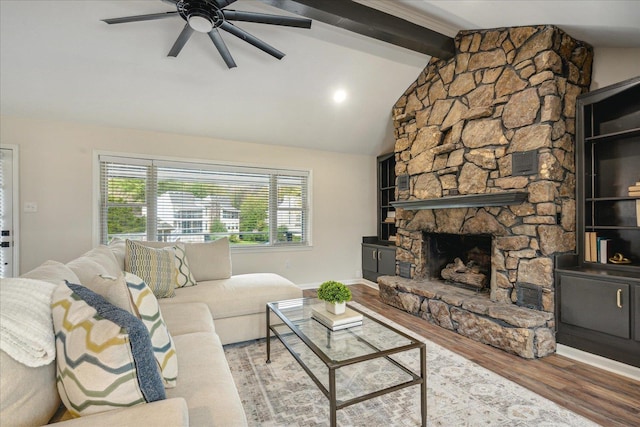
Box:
left=556, top=344, right=640, bottom=381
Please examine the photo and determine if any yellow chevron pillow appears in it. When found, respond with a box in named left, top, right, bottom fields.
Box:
left=51, top=282, right=165, bottom=417
left=124, top=272, right=178, bottom=388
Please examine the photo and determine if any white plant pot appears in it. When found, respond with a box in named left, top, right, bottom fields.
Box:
left=325, top=301, right=346, bottom=315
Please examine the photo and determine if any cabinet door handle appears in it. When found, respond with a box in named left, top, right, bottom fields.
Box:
left=372, top=250, right=377, bottom=260
left=616, top=289, right=623, bottom=308
left=378, top=251, right=382, bottom=260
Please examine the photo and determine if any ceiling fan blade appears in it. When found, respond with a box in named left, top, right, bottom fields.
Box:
left=168, top=24, right=195, bottom=57
left=208, top=29, right=237, bottom=68
left=161, top=0, right=178, bottom=4
left=222, top=10, right=312, bottom=28
left=102, top=11, right=178, bottom=25
left=220, top=22, right=285, bottom=60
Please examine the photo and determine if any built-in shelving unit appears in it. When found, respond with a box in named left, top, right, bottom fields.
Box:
left=555, top=76, right=640, bottom=367
left=378, top=152, right=397, bottom=243
left=362, top=152, right=397, bottom=282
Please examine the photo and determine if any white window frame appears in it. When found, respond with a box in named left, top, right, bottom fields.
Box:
left=93, top=151, right=312, bottom=251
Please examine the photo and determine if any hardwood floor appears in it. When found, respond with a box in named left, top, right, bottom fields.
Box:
left=304, top=284, right=640, bottom=426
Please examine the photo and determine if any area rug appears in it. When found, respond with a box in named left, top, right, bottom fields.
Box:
left=224, top=302, right=599, bottom=426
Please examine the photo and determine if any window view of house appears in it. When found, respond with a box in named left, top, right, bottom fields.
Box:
left=100, top=155, right=309, bottom=247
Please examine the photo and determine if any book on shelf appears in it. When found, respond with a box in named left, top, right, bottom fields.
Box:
left=589, top=232, right=598, bottom=262
left=311, top=304, right=363, bottom=330
left=599, top=238, right=613, bottom=264
left=637, top=200, right=640, bottom=227
left=629, top=190, right=640, bottom=197
left=584, top=232, right=592, bottom=262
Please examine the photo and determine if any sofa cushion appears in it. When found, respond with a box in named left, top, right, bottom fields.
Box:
left=108, top=238, right=126, bottom=271
left=48, top=398, right=189, bottom=427
left=184, top=237, right=232, bottom=282
left=161, top=273, right=301, bottom=319
left=125, top=240, right=176, bottom=298
left=66, top=246, right=122, bottom=286
left=124, top=272, right=179, bottom=388
left=0, top=350, right=60, bottom=426
left=166, top=332, right=247, bottom=426
left=159, top=302, right=215, bottom=336
left=52, top=283, right=165, bottom=417
left=21, top=260, right=81, bottom=286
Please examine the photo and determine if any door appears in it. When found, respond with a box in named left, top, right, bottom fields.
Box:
left=362, top=245, right=378, bottom=278
left=377, top=247, right=396, bottom=276
left=0, top=147, right=16, bottom=277
left=560, top=274, right=630, bottom=339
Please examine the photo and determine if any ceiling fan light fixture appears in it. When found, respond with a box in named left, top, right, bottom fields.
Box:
left=188, top=14, right=214, bottom=33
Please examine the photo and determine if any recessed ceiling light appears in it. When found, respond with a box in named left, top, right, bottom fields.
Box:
left=333, top=89, right=347, bottom=103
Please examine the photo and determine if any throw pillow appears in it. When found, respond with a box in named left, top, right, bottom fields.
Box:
left=83, top=274, right=137, bottom=314
left=124, top=272, right=178, bottom=388
left=125, top=239, right=176, bottom=298
left=173, top=243, right=197, bottom=288
left=126, top=240, right=196, bottom=288
left=184, top=237, right=232, bottom=282
left=51, top=282, right=165, bottom=417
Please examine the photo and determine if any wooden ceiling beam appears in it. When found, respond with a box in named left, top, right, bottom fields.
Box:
left=259, top=0, right=455, bottom=59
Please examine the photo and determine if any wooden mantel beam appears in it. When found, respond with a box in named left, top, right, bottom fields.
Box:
left=259, top=0, right=456, bottom=59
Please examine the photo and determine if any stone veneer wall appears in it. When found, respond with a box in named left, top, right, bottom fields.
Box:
left=391, top=25, right=593, bottom=310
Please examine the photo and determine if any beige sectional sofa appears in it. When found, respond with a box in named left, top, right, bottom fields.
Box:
left=0, top=238, right=302, bottom=426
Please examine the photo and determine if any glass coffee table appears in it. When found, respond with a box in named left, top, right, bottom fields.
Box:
left=266, top=298, right=426, bottom=427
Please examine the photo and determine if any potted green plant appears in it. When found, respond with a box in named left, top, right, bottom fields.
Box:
left=317, top=280, right=352, bottom=314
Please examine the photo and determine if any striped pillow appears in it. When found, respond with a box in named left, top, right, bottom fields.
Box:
left=125, top=272, right=178, bottom=388
left=125, top=240, right=176, bottom=298
left=51, top=283, right=165, bottom=417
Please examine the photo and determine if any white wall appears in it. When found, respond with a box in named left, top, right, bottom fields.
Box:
left=0, top=116, right=377, bottom=286
left=591, top=47, right=640, bottom=90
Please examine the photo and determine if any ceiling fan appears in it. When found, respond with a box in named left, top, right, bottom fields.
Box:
left=102, top=0, right=312, bottom=69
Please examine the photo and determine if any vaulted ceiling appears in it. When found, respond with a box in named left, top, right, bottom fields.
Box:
left=1, top=1, right=639, bottom=155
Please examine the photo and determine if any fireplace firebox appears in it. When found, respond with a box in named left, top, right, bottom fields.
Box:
left=423, top=233, right=492, bottom=291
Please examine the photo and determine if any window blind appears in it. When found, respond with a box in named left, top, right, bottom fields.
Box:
left=99, top=155, right=309, bottom=247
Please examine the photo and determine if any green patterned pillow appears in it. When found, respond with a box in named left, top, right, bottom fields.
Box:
left=125, top=240, right=176, bottom=298
left=51, top=283, right=165, bottom=417
left=125, top=272, right=178, bottom=388
left=173, top=243, right=196, bottom=288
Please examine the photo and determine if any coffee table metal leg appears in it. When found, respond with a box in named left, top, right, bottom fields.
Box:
left=420, top=344, right=427, bottom=426
left=266, top=306, right=271, bottom=364
left=329, top=367, right=337, bottom=427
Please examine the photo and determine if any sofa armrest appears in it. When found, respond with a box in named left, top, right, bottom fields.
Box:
left=46, top=398, right=188, bottom=427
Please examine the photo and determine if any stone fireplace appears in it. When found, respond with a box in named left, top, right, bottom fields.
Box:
left=378, top=25, right=593, bottom=358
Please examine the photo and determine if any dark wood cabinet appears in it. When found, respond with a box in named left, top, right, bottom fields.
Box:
left=559, top=274, right=630, bottom=339
left=556, top=76, right=640, bottom=367
left=362, top=241, right=396, bottom=282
